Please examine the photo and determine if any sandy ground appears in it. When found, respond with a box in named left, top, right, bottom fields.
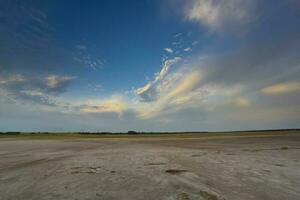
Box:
left=0, top=133, right=300, bottom=200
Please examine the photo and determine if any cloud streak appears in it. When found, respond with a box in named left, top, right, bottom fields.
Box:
left=262, top=82, right=300, bottom=95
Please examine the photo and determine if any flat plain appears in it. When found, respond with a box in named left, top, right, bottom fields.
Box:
left=0, top=131, right=300, bottom=200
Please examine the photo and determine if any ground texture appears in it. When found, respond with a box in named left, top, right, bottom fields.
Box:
left=0, top=132, right=300, bottom=200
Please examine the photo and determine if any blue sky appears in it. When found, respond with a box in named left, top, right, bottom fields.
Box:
left=0, top=0, right=300, bottom=132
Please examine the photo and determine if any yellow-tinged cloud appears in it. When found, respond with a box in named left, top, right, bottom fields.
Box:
left=235, top=97, right=251, bottom=108
left=167, top=70, right=201, bottom=99
left=46, top=75, right=76, bottom=89
left=138, top=70, right=202, bottom=119
left=80, top=98, right=127, bottom=116
left=261, top=82, right=300, bottom=95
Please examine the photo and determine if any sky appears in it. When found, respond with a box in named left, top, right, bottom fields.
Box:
left=0, top=0, right=300, bottom=132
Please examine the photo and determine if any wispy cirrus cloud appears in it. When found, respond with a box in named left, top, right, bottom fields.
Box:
left=0, top=2, right=105, bottom=76
left=74, top=44, right=104, bottom=70
left=135, top=56, right=181, bottom=102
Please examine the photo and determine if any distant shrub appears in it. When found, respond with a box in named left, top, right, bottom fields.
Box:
left=127, top=131, right=138, bottom=134
left=78, top=132, right=113, bottom=135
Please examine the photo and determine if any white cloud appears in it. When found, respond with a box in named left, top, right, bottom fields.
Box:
left=172, top=41, right=180, bottom=46
left=185, top=0, right=256, bottom=32
left=0, top=73, right=76, bottom=106
left=164, top=48, right=174, bottom=54
left=192, top=41, right=199, bottom=46
left=20, top=90, right=45, bottom=97
left=135, top=83, right=152, bottom=97
left=0, top=74, right=25, bottom=85
left=184, top=47, right=192, bottom=52
left=155, top=57, right=181, bottom=82
left=174, top=33, right=182, bottom=38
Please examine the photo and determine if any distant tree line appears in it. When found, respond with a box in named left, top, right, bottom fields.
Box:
left=0, top=132, right=21, bottom=135
left=0, top=129, right=299, bottom=135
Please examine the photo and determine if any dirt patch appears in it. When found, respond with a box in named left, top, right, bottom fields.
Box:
left=274, top=164, right=285, bottom=167
left=70, top=166, right=102, bottom=174
left=178, top=192, right=190, bottom=200
left=191, top=153, right=206, bottom=157
left=165, top=169, right=188, bottom=174
left=145, top=162, right=166, bottom=166
left=199, top=190, right=220, bottom=200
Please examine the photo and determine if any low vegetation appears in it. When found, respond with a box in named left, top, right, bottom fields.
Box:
left=0, top=129, right=299, bottom=140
